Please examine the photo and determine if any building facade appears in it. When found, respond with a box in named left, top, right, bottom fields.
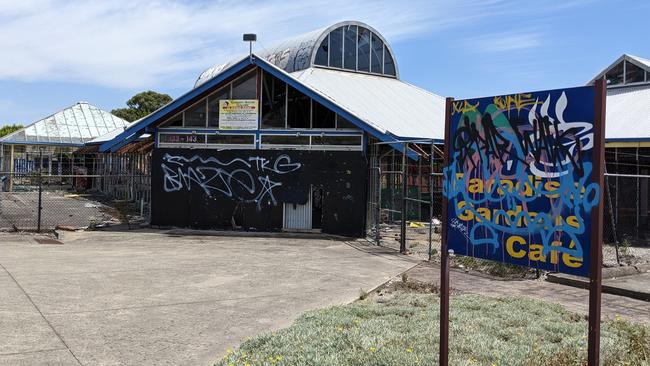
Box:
left=589, top=54, right=650, bottom=241
left=99, top=21, right=445, bottom=236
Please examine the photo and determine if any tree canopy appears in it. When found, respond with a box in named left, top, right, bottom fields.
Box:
left=0, top=124, right=23, bottom=138
left=111, top=91, right=173, bottom=122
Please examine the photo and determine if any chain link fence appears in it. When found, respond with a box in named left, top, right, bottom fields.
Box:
left=0, top=172, right=151, bottom=231
left=365, top=144, right=650, bottom=267
left=602, top=173, right=650, bottom=266
left=0, top=150, right=152, bottom=231
left=366, top=140, right=444, bottom=259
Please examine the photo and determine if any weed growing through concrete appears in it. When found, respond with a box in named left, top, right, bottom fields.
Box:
left=453, top=255, right=533, bottom=278
left=217, top=293, right=650, bottom=366
left=358, top=288, right=369, bottom=300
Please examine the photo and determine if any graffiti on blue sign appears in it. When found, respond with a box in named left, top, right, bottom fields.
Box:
left=444, top=86, right=598, bottom=277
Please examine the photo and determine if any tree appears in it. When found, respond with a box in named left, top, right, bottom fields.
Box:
left=111, top=91, right=173, bottom=122
left=0, top=124, right=23, bottom=138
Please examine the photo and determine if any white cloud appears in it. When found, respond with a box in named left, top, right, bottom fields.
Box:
left=461, top=31, right=543, bottom=53
left=0, top=0, right=484, bottom=89
left=0, top=0, right=594, bottom=89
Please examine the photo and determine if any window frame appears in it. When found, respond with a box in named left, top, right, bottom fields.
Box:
left=623, top=60, right=648, bottom=85
left=207, top=84, right=232, bottom=128
left=259, top=70, right=361, bottom=132
left=158, top=131, right=256, bottom=149
left=158, top=69, right=258, bottom=131
left=157, top=131, right=207, bottom=148
left=259, top=133, right=311, bottom=150
left=604, top=59, right=650, bottom=87
left=259, top=132, right=363, bottom=151
left=205, top=133, right=256, bottom=149
left=182, top=98, right=208, bottom=128
left=313, top=25, right=397, bottom=78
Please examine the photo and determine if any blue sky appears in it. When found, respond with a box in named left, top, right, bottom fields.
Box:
left=0, top=0, right=648, bottom=126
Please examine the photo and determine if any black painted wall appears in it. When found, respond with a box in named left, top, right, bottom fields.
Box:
left=151, top=148, right=368, bottom=236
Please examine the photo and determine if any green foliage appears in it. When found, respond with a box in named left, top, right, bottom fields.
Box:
left=0, top=124, right=23, bottom=138
left=217, top=293, right=649, bottom=366
left=620, top=237, right=632, bottom=256
left=111, top=90, right=172, bottom=122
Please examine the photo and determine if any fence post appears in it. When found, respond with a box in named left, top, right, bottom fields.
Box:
left=37, top=148, right=43, bottom=232
left=400, top=142, right=407, bottom=254
left=604, top=172, right=620, bottom=265
left=375, top=166, right=381, bottom=245
left=8, top=144, right=14, bottom=192
left=428, top=141, right=434, bottom=261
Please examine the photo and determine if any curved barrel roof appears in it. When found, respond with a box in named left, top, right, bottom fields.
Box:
left=195, top=21, right=398, bottom=88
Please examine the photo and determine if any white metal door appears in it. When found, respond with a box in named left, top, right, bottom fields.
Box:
left=283, top=189, right=312, bottom=230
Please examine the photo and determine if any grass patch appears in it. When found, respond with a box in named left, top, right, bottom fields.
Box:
left=216, top=293, right=649, bottom=366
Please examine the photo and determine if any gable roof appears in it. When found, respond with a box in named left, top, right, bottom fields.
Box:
left=588, top=53, right=650, bottom=85
left=99, top=54, right=444, bottom=153
left=99, top=56, right=254, bottom=152
left=628, top=54, right=650, bottom=69
left=1, top=102, right=128, bottom=146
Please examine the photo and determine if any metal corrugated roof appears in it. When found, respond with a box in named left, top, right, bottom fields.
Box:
left=588, top=53, right=650, bottom=85
left=605, top=84, right=650, bottom=141
left=291, top=67, right=445, bottom=140
left=628, top=54, right=650, bottom=69
left=1, top=102, right=129, bottom=145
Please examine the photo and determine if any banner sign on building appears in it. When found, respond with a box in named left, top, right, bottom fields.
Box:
left=443, top=86, right=600, bottom=277
left=219, top=100, right=259, bottom=130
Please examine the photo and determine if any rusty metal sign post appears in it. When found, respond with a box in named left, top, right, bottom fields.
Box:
left=440, top=79, right=606, bottom=365
left=587, top=78, right=606, bottom=366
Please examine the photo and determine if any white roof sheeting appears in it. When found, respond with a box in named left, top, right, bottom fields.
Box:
left=1, top=102, right=129, bottom=145
left=289, top=67, right=445, bottom=140
left=87, top=117, right=151, bottom=144
left=629, top=54, right=650, bottom=69
left=88, top=121, right=134, bottom=144
left=605, top=84, right=650, bottom=141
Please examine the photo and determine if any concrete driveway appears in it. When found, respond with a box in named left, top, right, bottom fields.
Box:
left=0, top=230, right=417, bottom=366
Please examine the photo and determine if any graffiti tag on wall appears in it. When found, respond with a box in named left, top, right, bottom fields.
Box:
left=443, top=86, right=598, bottom=276
left=161, top=153, right=301, bottom=210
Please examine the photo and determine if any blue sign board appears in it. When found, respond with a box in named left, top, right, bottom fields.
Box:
left=443, top=86, right=599, bottom=277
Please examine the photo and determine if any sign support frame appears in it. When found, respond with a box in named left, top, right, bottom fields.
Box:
left=587, top=77, right=606, bottom=366
left=440, top=97, right=453, bottom=366
left=440, top=82, right=606, bottom=365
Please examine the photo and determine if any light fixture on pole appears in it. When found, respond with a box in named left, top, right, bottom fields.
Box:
left=243, top=33, right=257, bottom=63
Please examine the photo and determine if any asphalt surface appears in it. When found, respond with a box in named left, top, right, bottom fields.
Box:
left=0, top=192, right=106, bottom=230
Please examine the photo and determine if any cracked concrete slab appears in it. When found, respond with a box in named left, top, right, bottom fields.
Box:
left=0, top=230, right=417, bottom=365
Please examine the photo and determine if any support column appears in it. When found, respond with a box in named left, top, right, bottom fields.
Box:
left=400, top=143, right=407, bottom=254
left=8, top=144, right=14, bottom=192
left=428, top=141, right=434, bottom=261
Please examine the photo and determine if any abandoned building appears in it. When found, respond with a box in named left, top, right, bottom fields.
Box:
left=2, top=21, right=649, bottom=241
left=97, top=21, right=446, bottom=236
left=589, top=54, right=650, bottom=241
left=0, top=102, right=129, bottom=190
